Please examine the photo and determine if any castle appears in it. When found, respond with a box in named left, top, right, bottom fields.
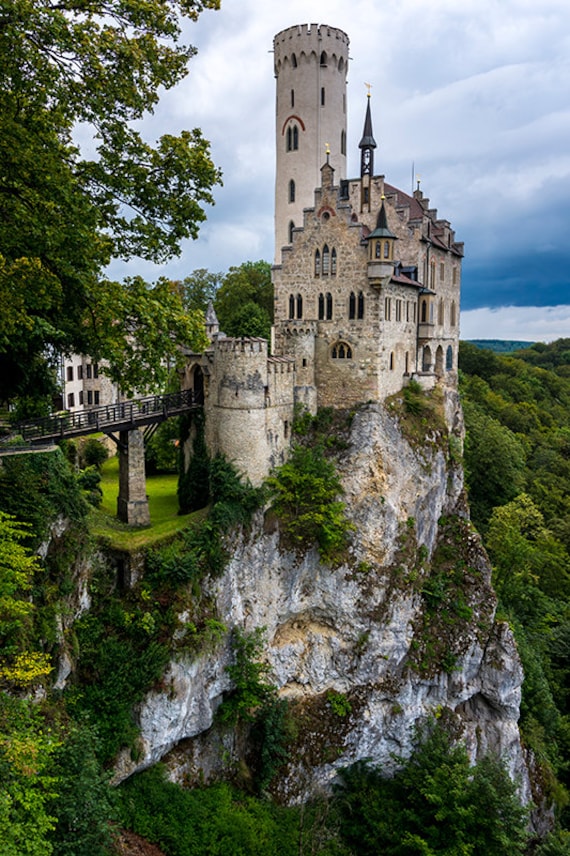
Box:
left=183, top=23, right=463, bottom=486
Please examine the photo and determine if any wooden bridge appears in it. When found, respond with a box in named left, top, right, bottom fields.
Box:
left=8, top=390, right=203, bottom=527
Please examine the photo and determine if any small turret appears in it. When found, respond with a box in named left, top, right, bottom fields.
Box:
left=366, top=199, right=397, bottom=284
left=359, top=92, right=377, bottom=178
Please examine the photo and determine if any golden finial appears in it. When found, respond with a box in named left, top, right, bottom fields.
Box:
left=365, top=82, right=372, bottom=97
left=325, top=142, right=330, bottom=155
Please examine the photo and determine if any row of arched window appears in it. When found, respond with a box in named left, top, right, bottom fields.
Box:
left=283, top=52, right=346, bottom=71
left=315, top=246, right=336, bottom=276
left=419, top=298, right=457, bottom=327
left=286, top=127, right=345, bottom=155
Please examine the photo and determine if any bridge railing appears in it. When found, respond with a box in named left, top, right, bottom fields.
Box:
left=16, top=389, right=203, bottom=443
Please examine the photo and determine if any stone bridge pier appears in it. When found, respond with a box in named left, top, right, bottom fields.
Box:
left=116, top=428, right=150, bottom=526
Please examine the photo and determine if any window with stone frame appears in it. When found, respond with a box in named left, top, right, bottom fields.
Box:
left=322, top=244, right=330, bottom=275
left=357, top=291, right=365, bottom=320
left=331, top=248, right=337, bottom=276
left=315, top=249, right=321, bottom=277
left=331, top=341, right=352, bottom=359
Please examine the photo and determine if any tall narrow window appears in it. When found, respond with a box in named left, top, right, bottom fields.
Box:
left=340, top=130, right=346, bottom=155
left=322, top=244, right=330, bottom=276
left=326, top=292, right=333, bottom=320
left=293, top=125, right=298, bottom=150
left=321, top=87, right=325, bottom=106
left=385, top=297, right=391, bottom=321
left=438, top=299, right=444, bottom=325
left=349, top=291, right=356, bottom=320
left=421, top=300, right=427, bottom=323
left=286, top=126, right=292, bottom=151
left=291, top=89, right=295, bottom=107
left=395, top=299, right=402, bottom=322
left=357, top=291, right=365, bottom=320
left=450, top=301, right=457, bottom=327
left=440, top=262, right=445, bottom=281
left=384, top=241, right=390, bottom=259
left=66, top=366, right=73, bottom=381
left=446, top=346, right=453, bottom=371
left=389, top=352, right=395, bottom=370
left=331, top=248, right=337, bottom=276
left=289, top=294, right=295, bottom=319
left=291, top=53, right=297, bottom=68
left=318, top=293, right=325, bottom=320
left=314, top=249, right=321, bottom=277
left=288, top=221, right=295, bottom=243
left=320, top=51, right=327, bottom=66
left=375, top=241, right=381, bottom=259
left=289, top=179, right=295, bottom=203
left=405, top=352, right=409, bottom=374
left=296, top=294, right=303, bottom=319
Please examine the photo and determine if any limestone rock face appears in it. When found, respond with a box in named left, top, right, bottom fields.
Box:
left=117, top=393, right=529, bottom=804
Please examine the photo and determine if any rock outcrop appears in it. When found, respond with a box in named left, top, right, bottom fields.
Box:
left=115, top=391, right=529, bottom=804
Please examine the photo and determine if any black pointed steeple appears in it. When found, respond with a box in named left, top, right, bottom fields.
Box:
left=359, top=94, right=377, bottom=178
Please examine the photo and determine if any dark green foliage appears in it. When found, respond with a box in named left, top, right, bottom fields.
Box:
left=46, top=719, right=116, bottom=856
left=80, top=438, right=109, bottom=470
left=267, top=443, right=352, bottom=562
left=117, top=766, right=303, bottom=856
left=218, top=627, right=274, bottom=726
left=67, top=608, right=170, bottom=762
left=251, top=697, right=292, bottom=792
left=0, top=450, right=87, bottom=547
left=334, top=721, right=528, bottom=856
left=178, top=410, right=210, bottom=514
left=77, top=465, right=103, bottom=507
left=403, top=378, right=429, bottom=415
left=145, top=418, right=179, bottom=475
left=208, top=454, right=263, bottom=529
left=214, top=261, right=273, bottom=340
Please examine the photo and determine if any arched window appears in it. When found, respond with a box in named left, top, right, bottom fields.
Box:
left=320, top=51, right=327, bottom=66
left=332, top=341, right=352, bottom=359
left=289, top=179, right=295, bottom=203
left=314, top=249, right=321, bottom=277
left=435, top=345, right=444, bottom=376
left=291, top=53, right=297, bottom=68
left=286, top=126, right=292, bottom=151
left=384, top=241, right=390, bottom=259
left=288, top=221, right=295, bottom=243
left=339, top=57, right=344, bottom=72
left=349, top=291, right=356, bottom=320
left=446, top=346, right=453, bottom=371
left=422, top=346, right=432, bottom=372
left=421, top=300, right=427, bottom=323
left=357, top=291, right=365, bottom=320
left=385, top=297, right=391, bottom=321
left=293, top=125, right=299, bottom=150
left=430, top=261, right=436, bottom=289
left=438, top=299, right=444, bottom=325
left=331, top=248, right=337, bottom=276
left=340, top=130, right=346, bottom=155
left=375, top=241, right=381, bottom=259
left=289, top=294, right=295, bottom=319
left=326, top=292, right=333, bottom=320
left=450, top=301, right=457, bottom=327
left=296, top=293, right=303, bottom=319
left=322, top=244, right=330, bottom=275
left=318, top=293, right=325, bottom=320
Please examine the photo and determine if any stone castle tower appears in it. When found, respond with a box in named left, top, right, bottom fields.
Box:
left=274, top=24, right=349, bottom=259
left=183, top=24, right=462, bottom=486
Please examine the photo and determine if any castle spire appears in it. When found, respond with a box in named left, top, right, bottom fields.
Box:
left=359, top=91, right=377, bottom=178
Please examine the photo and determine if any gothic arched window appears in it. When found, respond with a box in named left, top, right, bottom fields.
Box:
left=322, top=244, right=330, bottom=275
left=293, top=125, right=299, bottom=150
left=331, top=341, right=352, bottom=359
left=289, top=294, right=295, bottom=319
left=326, top=292, right=333, bottom=320
left=291, top=53, right=297, bottom=68
left=288, top=221, right=295, bottom=243
left=331, top=248, right=337, bottom=276
left=357, top=291, right=365, bottom=320
left=320, top=51, right=327, bottom=66
left=446, top=345, right=453, bottom=371
left=286, top=126, right=292, bottom=151
left=438, top=298, right=444, bottom=325
left=296, top=293, right=303, bottom=319
left=318, top=293, right=325, bottom=320
left=314, top=249, right=321, bottom=277
left=349, top=291, right=356, bottom=320
left=450, top=301, right=457, bottom=327
left=384, top=241, right=390, bottom=259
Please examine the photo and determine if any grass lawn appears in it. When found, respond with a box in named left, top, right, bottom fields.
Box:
left=89, top=455, right=205, bottom=551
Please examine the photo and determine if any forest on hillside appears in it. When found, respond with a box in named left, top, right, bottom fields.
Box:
left=1, top=338, right=570, bottom=855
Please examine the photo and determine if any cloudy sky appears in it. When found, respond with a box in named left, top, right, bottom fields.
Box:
left=111, top=0, right=570, bottom=342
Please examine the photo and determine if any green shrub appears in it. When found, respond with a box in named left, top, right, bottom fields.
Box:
left=217, top=627, right=274, bottom=726
left=81, top=438, right=109, bottom=470
left=267, top=444, right=353, bottom=562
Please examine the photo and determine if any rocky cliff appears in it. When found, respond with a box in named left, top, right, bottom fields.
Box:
left=114, top=390, right=530, bottom=804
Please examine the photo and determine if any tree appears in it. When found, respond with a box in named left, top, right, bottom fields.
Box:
left=179, top=268, right=223, bottom=314
left=215, top=261, right=273, bottom=340
left=0, top=0, right=221, bottom=406
left=334, top=721, right=528, bottom=856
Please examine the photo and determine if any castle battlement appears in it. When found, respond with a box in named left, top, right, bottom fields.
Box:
left=214, top=337, right=267, bottom=355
